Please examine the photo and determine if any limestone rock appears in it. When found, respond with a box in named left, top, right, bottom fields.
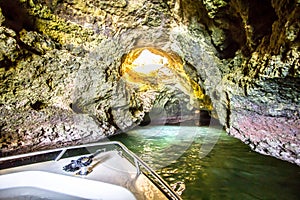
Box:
left=0, top=27, right=20, bottom=63
left=19, top=29, right=57, bottom=54
left=0, top=0, right=299, bottom=166
left=0, top=7, right=4, bottom=25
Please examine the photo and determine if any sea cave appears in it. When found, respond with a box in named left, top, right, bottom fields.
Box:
left=0, top=0, right=299, bottom=199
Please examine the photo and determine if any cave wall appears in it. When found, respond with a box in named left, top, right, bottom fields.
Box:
left=0, top=0, right=299, bottom=165
left=195, top=0, right=300, bottom=165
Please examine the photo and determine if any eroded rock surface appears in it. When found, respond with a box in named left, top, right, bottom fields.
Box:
left=0, top=0, right=299, bottom=165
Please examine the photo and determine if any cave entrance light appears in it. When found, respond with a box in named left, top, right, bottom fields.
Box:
left=120, top=47, right=213, bottom=111
left=131, top=49, right=168, bottom=74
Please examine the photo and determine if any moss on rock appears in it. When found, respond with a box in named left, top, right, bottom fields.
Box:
left=0, top=0, right=299, bottom=165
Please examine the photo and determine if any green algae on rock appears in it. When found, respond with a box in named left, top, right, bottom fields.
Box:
left=0, top=0, right=299, bottom=166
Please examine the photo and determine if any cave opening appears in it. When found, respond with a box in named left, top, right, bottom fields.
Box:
left=119, top=47, right=214, bottom=127
left=0, top=1, right=299, bottom=199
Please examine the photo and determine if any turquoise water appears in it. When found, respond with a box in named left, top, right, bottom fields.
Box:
left=110, top=125, right=300, bottom=200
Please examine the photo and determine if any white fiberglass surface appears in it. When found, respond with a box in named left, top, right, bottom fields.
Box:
left=0, top=171, right=136, bottom=200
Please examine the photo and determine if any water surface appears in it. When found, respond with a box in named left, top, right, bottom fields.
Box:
left=111, top=126, right=300, bottom=200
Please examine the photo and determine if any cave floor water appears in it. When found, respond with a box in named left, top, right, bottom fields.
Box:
left=109, top=125, right=300, bottom=200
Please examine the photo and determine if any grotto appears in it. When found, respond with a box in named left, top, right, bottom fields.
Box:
left=0, top=0, right=299, bottom=199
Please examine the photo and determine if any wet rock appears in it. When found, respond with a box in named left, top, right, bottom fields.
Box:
left=0, top=27, right=20, bottom=63
left=229, top=102, right=299, bottom=165
left=0, top=0, right=299, bottom=166
left=19, top=29, right=57, bottom=54
left=0, top=106, right=106, bottom=157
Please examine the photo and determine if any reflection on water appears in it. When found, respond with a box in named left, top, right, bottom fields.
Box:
left=110, top=126, right=300, bottom=200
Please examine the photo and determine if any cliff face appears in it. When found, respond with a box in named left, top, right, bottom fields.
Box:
left=0, top=0, right=299, bottom=165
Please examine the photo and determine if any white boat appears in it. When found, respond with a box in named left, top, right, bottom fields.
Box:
left=0, top=141, right=182, bottom=200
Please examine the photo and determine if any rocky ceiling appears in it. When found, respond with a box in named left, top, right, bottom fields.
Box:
left=0, top=0, right=299, bottom=165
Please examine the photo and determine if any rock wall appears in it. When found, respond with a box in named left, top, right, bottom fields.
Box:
left=0, top=0, right=299, bottom=165
left=199, top=0, right=300, bottom=165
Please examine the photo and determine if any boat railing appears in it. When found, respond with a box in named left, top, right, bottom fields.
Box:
left=0, top=141, right=182, bottom=200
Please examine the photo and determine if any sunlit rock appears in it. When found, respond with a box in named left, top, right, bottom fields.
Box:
left=121, top=47, right=212, bottom=110
left=0, top=0, right=299, bottom=165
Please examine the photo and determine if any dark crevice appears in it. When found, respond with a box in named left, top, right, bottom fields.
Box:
left=30, top=101, right=47, bottom=111
left=248, top=0, right=277, bottom=45
left=16, top=39, right=44, bottom=56
left=225, top=92, right=231, bottom=129
left=139, top=112, right=151, bottom=126
left=70, top=103, right=83, bottom=113
left=0, top=0, right=36, bottom=32
left=203, top=0, right=278, bottom=58
left=106, top=107, right=120, bottom=130
left=198, top=110, right=211, bottom=126
left=0, top=59, right=14, bottom=71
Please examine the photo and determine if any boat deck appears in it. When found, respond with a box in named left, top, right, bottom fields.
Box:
left=0, top=142, right=180, bottom=200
